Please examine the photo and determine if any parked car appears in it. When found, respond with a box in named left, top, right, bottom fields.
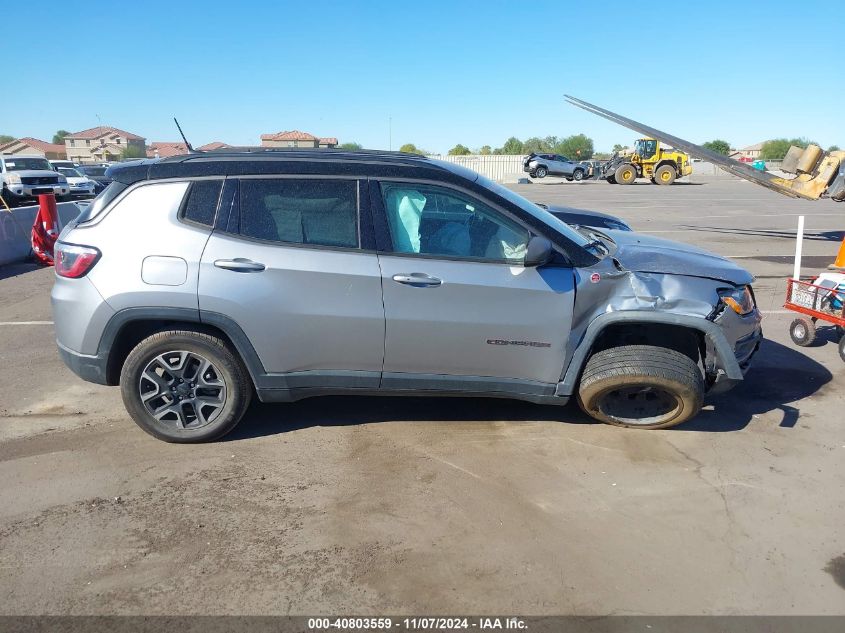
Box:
left=0, top=155, right=70, bottom=207
left=523, top=153, right=588, bottom=181
left=535, top=203, right=632, bottom=231
left=49, top=160, right=79, bottom=171
left=76, top=165, right=112, bottom=194
left=52, top=149, right=762, bottom=442
left=55, top=167, right=97, bottom=198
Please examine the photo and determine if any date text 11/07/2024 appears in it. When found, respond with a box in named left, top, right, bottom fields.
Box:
left=307, top=617, right=528, bottom=630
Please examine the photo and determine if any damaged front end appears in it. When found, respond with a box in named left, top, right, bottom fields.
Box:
left=557, top=230, right=763, bottom=398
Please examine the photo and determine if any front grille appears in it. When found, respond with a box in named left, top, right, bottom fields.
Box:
left=21, top=176, right=59, bottom=185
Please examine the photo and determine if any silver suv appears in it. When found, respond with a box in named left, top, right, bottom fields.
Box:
left=523, top=153, right=589, bottom=180
left=52, top=150, right=762, bottom=442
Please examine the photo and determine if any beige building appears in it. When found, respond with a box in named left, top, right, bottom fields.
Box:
left=0, top=137, right=67, bottom=160
left=260, top=130, right=338, bottom=149
left=730, top=142, right=764, bottom=162
left=65, top=126, right=146, bottom=164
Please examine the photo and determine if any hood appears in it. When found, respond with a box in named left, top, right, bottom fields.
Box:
left=66, top=176, right=89, bottom=184
left=606, top=230, right=753, bottom=285
left=8, top=169, right=60, bottom=178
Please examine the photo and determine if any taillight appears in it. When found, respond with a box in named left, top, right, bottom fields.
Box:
left=55, top=242, right=101, bottom=278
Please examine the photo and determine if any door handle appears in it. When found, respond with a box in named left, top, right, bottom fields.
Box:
left=392, top=273, right=442, bottom=287
left=214, top=258, right=266, bottom=273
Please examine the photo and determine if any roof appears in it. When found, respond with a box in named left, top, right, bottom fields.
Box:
left=260, top=130, right=318, bottom=142
left=147, top=142, right=189, bottom=158
left=197, top=141, right=231, bottom=151
left=319, top=137, right=338, bottom=145
left=0, top=137, right=67, bottom=154
left=740, top=142, right=765, bottom=151
left=66, top=126, right=145, bottom=141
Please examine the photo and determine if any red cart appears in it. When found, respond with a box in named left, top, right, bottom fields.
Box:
left=784, top=277, right=845, bottom=361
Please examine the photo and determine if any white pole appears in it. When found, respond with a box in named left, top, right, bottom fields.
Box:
left=793, top=215, right=805, bottom=280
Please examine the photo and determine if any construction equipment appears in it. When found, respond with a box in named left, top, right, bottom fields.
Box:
left=603, top=138, right=692, bottom=185
left=565, top=95, right=845, bottom=201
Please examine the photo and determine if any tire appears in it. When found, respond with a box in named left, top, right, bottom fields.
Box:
left=605, top=176, right=617, bottom=184
left=529, top=171, right=537, bottom=178
left=0, top=189, right=17, bottom=209
left=535, top=166, right=548, bottom=178
left=789, top=317, right=816, bottom=346
left=839, top=334, right=845, bottom=363
left=572, top=168, right=585, bottom=181
left=119, top=329, right=252, bottom=443
left=577, top=345, right=704, bottom=429
left=654, top=164, right=677, bottom=185
left=614, top=164, right=637, bottom=185
left=565, top=177, right=573, bottom=182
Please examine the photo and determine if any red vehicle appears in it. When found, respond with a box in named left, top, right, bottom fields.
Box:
left=784, top=277, right=845, bottom=361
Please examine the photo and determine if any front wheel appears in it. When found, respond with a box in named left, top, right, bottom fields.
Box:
left=0, top=189, right=18, bottom=208
left=572, top=168, right=585, bottom=181
left=789, top=317, right=816, bottom=346
left=839, top=334, right=845, bottom=363
left=577, top=345, right=704, bottom=429
left=120, top=330, right=252, bottom=443
left=614, top=164, right=637, bottom=185
left=605, top=176, right=617, bottom=184
left=535, top=166, right=548, bottom=178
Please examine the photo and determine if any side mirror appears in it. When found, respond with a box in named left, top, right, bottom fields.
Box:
left=524, top=235, right=553, bottom=267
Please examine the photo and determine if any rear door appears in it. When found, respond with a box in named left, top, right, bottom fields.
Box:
left=198, top=177, right=385, bottom=389
left=372, top=180, right=575, bottom=394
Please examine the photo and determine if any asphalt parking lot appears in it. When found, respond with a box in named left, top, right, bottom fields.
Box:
left=1, top=178, right=843, bottom=615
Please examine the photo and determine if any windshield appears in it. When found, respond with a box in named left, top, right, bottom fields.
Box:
left=3, top=157, right=53, bottom=172
left=58, top=168, right=82, bottom=178
left=80, top=167, right=107, bottom=176
left=476, top=175, right=593, bottom=248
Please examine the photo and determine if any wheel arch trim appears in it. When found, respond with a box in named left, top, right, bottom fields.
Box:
left=556, top=311, right=743, bottom=397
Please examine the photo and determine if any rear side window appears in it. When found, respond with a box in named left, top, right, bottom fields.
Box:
left=238, top=179, right=358, bottom=248
left=181, top=179, right=222, bottom=227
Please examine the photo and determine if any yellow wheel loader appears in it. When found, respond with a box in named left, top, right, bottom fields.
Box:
left=603, top=138, right=693, bottom=185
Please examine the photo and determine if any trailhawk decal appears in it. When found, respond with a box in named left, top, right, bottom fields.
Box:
left=487, top=339, right=552, bottom=348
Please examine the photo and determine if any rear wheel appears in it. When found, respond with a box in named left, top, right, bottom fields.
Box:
left=120, top=330, right=252, bottom=443
left=654, top=164, right=677, bottom=185
left=577, top=345, right=704, bottom=429
left=535, top=166, right=548, bottom=178
left=789, top=317, right=816, bottom=346
left=615, top=164, right=637, bottom=185
left=573, top=168, right=585, bottom=181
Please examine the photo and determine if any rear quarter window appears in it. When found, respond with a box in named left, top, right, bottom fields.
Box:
left=180, top=180, right=223, bottom=227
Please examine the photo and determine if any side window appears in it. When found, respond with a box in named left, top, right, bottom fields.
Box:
left=181, top=179, right=222, bottom=227
left=238, top=179, right=358, bottom=248
left=380, top=182, right=529, bottom=263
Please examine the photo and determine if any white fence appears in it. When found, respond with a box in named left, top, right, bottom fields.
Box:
left=427, top=155, right=525, bottom=182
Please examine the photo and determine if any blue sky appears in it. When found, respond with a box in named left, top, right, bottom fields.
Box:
left=4, top=0, right=843, bottom=153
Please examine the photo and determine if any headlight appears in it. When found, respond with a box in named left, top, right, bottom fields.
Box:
left=5, top=173, right=21, bottom=184
left=719, top=285, right=755, bottom=315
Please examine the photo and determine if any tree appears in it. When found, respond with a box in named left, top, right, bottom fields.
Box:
left=522, top=137, right=551, bottom=154
left=448, top=144, right=471, bottom=156
left=120, top=145, right=147, bottom=160
left=612, top=143, right=625, bottom=153
left=0, top=134, right=14, bottom=145
left=701, top=139, right=731, bottom=155
left=499, top=137, right=524, bottom=155
left=829, top=145, right=840, bottom=152
left=554, top=134, right=594, bottom=160
left=53, top=130, right=71, bottom=145
left=479, top=145, right=492, bottom=155
left=759, top=138, right=818, bottom=160
left=399, top=143, right=425, bottom=155
left=339, top=142, right=362, bottom=150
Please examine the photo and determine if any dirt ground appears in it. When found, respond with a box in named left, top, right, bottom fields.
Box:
left=0, top=178, right=843, bottom=615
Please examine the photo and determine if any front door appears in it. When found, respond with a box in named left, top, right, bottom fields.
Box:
left=199, top=177, right=385, bottom=389
left=373, top=180, right=575, bottom=394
